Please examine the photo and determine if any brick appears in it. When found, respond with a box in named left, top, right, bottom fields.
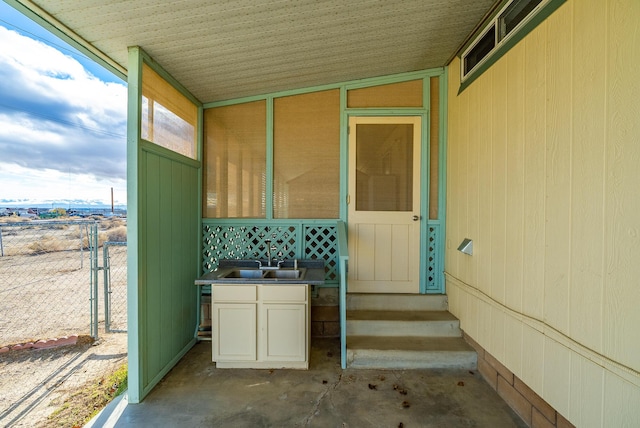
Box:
left=12, top=342, right=34, bottom=351
left=485, top=351, right=514, bottom=385
left=556, top=412, right=575, bottom=428
left=311, top=306, right=339, bottom=322
left=478, top=356, right=498, bottom=390
left=34, top=339, right=57, bottom=349
left=532, top=408, right=555, bottom=428
left=323, top=321, right=341, bottom=337
left=463, top=332, right=485, bottom=358
left=311, top=322, right=324, bottom=337
left=497, top=375, right=532, bottom=426
left=514, top=376, right=556, bottom=423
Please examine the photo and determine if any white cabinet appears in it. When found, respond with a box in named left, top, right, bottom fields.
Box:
left=212, top=303, right=256, bottom=361
left=211, top=283, right=309, bottom=369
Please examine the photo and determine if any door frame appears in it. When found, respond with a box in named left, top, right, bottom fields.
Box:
left=345, top=113, right=436, bottom=294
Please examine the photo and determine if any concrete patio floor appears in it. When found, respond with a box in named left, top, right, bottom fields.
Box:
left=90, top=338, right=527, bottom=427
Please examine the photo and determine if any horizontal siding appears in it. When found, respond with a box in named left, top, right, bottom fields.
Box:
left=445, top=0, right=640, bottom=425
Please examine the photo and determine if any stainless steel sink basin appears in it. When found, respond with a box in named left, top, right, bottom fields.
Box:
left=219, top=267, right=306, bottom=281
left=263, top=268, right=306, bottom=280
left=221, top=269, right=265, bottom=279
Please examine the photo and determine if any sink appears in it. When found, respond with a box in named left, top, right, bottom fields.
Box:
left=221, top=269, right=265, bottom=279
left=219, top=267, right=307, bottom=281
left=263, top=268, right=306, bottom=280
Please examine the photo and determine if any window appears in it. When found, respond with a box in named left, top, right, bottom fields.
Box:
left=463, top=26, right=495, bottom=78
left=141, top=64, right=197, bottom=159
left=273, top=90, right=340, bottom=219
left=498, top=0, right=543, bottom=40
left=203, top=101, right=267, bottom=218
left=460, top=0, right=564, bottom=86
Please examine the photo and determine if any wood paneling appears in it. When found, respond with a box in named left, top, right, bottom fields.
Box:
left=445, top=0, right=640, bottom=425
left=140, top=147, right=199, bottom=391
left=603, top=0, right=640, bottom=374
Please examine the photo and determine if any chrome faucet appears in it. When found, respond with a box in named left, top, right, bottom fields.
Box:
left=265, top=239, right=273, bottom=267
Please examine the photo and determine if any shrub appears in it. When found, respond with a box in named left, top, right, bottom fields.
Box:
left=107, top=226, right=127, bottom=242
left=28, top=236, right=67, bottom=254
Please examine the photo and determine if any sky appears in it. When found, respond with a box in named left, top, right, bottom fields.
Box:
left=0, top=2, right=127, bottom=209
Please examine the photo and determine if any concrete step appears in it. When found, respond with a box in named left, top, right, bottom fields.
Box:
left=347, top=293, right=447, bottom=311
left=346, top=336, right=477, bottom=370
left=346, top=310, right=461, bottom=337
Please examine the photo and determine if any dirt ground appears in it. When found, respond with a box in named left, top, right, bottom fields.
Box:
left=0, top=332, right=128, bottom=427
left=0, top=219, right=128, bottom=427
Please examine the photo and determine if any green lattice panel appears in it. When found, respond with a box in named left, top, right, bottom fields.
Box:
left=426, top=225, right=438, bottom=290
left=202, top=225, right=296, bottom=272
left=203, top=223, right=339, bottom=282
left=304, top=226, right=338, bottom=282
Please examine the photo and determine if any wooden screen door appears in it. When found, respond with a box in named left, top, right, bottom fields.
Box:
left=348, top=116, right=422, bottom=293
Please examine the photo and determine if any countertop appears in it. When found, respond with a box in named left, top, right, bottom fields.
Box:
left=194, top=259, right=325, bottom=286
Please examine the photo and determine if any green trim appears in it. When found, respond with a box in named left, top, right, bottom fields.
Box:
left=336, top=221, right=348, bottom=369
left=343, top=68, right=444, bottom=91
left=139, top=49, right=202, bottom=107
left=419, top=85, right=430, bottom=294
left=6, top=0, right=127, bottom=80
left=196, top=104, right=204, bottom=275
left=203, top=67, right=447, bottom=294
left=204, top=67, right=445, bottom=109
left=125, top=46, right=143, bottom=404
left=344, top=108, right=425, bottom=116
left=266, top=97, right=274, bottom=220
left=140, top=140, right=201, bottom=168
left=458, top=0, right=566, bottom=94
left=339, top=86, right=348, bottom=222
left=438, top=69, right=449, bottom=294
left=202, top=218, right=339, bottom=226
left=458, top=0, right=510, bottom=55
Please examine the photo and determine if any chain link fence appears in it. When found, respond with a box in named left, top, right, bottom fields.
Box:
left=104, top=241, right=127, bottom=332
left=0, top=218, right=127, bottom=348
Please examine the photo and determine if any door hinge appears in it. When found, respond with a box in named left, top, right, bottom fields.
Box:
left=347, top=195, right=351, bottom=205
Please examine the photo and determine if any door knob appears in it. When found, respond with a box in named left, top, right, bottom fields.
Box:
left=412, top=215, right=422, bottom=221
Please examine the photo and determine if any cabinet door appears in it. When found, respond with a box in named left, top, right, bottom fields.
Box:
left=212, top=303, right=256, bottom=362
left=262, top=303, right=306, bottom=362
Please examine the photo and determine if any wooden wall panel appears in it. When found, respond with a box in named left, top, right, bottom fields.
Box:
left=543, top=2, right=572, bottom=335
left=445, top=0, right=640, bottom=424
left=457, top=81, right=472, bottom=285
left=569, top=356, right=603, bottom=426
left=542, top=336, right=571, bottom=416
left=140, top=148, right=199, bottom=392
left=603, top=371, right=640, bottom=426
left=521, top=25, right=546, bottom=321
left=144, top=152, right=162, bottom=380
left=603, top=0, right=640, bottom=373
left=569, top=0, right=606, bottom=356
left=476, top=75, right=492, bottom=297
left=490, top=59, right=507, bottom=305
left=445, top=69, right=460, bottom=278
left=503, top=313, right=522, bottom=376
left=521, top=323, right=544, bottom=393
left=504, top=42, right=525, bottom=313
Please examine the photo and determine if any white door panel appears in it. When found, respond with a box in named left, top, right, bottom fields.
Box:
left=348, top=116, right=421, bottom=294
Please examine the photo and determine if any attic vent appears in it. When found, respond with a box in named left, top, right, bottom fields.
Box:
left=461, top=0, right=557, bottom=84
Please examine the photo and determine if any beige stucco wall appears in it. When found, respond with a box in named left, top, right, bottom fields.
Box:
left=445, top=0, right=640, bottom=425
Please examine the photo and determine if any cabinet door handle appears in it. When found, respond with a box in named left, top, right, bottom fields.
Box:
left=412, top=215, right=422, bottom=221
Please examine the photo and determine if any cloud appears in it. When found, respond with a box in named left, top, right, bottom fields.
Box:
left=0, top=26, right=127, bottom=184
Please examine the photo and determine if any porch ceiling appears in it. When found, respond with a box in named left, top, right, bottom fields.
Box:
left=18, top=0, right=496, bottom=103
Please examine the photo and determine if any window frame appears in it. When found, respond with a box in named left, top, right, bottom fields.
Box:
left=458, top=0, right=566, bottom=93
